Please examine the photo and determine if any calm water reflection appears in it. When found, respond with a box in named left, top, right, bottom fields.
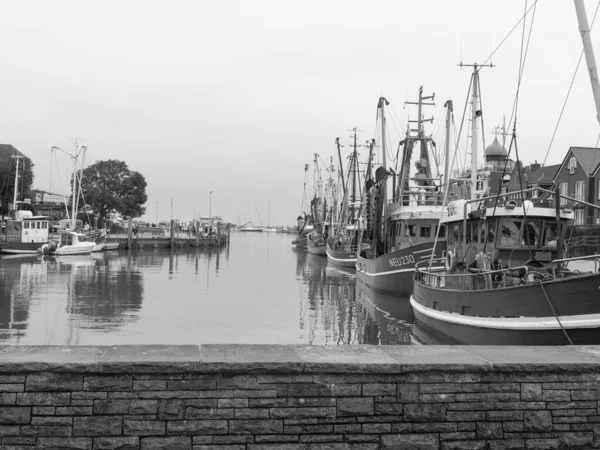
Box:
left=0, top=233, right=416, bottom=345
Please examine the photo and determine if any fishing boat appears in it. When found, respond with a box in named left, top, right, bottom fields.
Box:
left=327, top=132, right=373, bottom=268
left=39, top=143, right=106, bottom=256
left=355, top=92, right=448, bottom=295
left=306, top=154, right=329, bottom=256
left=292, top=164, right=314, bottom=249
left=0, top=155, right=51, bottom=254
left=411, top=28, right=600, bottom=346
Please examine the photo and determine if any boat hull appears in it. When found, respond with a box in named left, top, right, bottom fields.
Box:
left=0, top=241, right=46, bottom=254
left=326, top=244, right=356, bottom=268
left=411, top=272, right=600, bottom=345
left=356, top=241, right=446, bottom=295
left=307, top=240, right=326, bottom=255
left=54, top=243, right=97, bottom=256
left=293, top=238, right=307, bottom=249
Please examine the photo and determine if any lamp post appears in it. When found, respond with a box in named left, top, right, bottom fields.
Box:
left=209, top=191, right=213, bottom=227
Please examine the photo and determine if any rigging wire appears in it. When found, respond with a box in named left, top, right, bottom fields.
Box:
left=480, top=0, right=539, bottom=67
left=543, top=0, right=600, bottom=167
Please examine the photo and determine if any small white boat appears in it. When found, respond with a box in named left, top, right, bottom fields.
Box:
left=47, top=229, right=107, bottom=256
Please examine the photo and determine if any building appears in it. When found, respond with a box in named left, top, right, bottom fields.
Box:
left=483, top=136, right=517, bottom=195
left=553, top=147, right=600, bottom=225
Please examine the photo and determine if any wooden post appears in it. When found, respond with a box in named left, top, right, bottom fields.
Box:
left=170, top=219, right=175, bottom=248
left=127, top=217, right=133, bottom=249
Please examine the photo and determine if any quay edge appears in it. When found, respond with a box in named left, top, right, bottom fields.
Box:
left=1, top=345, right=600, bottom=448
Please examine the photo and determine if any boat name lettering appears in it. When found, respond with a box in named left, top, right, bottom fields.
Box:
left=389, top=255, right=415, bottom=267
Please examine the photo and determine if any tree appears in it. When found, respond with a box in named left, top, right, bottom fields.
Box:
left=79, top=160, right=147, bottom=226
left=0, top=157, right=34, bottom=214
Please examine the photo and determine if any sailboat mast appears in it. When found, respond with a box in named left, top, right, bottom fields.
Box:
left=574, top=0, right=600, bottom=125
left=444, top=100, right=453, bottom=194
left=71, top=145, right=78, bottom=229
left=470, top=66, right=480, bottom=200
left=335, top=138, right=346, bottom=197
left=11, top=155, right=22, bottom=209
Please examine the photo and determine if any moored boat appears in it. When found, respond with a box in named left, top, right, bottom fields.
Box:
left=356, top=92, right=449, bottom=295
left=412, top=52, right=600, bottom=345
left=0, top=211, right=50, bottom=254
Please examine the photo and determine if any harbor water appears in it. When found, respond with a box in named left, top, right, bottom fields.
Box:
left=0, top=232, right=416, bottom=346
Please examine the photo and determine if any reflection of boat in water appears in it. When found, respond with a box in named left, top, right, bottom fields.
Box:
left=355, top=279, right=415, bottom=345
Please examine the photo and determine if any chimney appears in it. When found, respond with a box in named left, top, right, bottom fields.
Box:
left=530, top=160, right=541, bottom=172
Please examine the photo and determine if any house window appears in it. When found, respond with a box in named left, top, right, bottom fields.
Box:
left=532, top=186, right=539, bottom=199
left=575, top=180, right=585, bottom=201
left=575, top=209, right=585, bottom=225
left=569, top=156, right=577, bottom=174
left=560, top=182, right=568, bottom=205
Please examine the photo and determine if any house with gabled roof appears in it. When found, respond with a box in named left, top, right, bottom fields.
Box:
left=553, top=147, right=600, bottom=225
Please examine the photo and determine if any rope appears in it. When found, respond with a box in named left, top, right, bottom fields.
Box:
left=538, top=280, right=574, bottom=345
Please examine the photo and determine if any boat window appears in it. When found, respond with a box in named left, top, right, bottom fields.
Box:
left=437, top=225, right=445, bottom=238
left=24, top=221, right=30, bottom=229
left=522, top=221, right=542, bottom=247
left=499, top=220, right=522, bottom=247
left=542, top=222, right=558, bottom=248
left=420, top=225, right=431, bottom=238
left=406, top=224, right=416, bottom=237
left=42, top=222, right=48, bottom=229
left=450, top=224, right=460, bottom=245
left=37, top=222, right=41, bottom=229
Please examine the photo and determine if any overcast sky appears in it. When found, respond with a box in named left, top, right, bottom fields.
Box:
left=0, top=1, right=598, bottom=225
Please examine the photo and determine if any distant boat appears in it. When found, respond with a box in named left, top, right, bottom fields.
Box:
left=326, top=133, right=369, bottom=268
left=240, top=226, right=263, bottom=232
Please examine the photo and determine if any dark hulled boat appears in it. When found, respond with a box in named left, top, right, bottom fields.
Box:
left=411, top=62, right=600, bottom=345
left=326, top=133, right=369, bottom=268
left=356, top=91, right=448, bottom=295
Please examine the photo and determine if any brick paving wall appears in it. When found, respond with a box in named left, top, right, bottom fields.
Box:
left=1, top=370, right=599, bottom=449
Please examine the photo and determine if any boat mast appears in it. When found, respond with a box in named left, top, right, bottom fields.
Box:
left=71, top=144, right=78, bottom=230
left=574, top=0, right=600, bottom=125
left=443, top=100, right=453, bottom=194
left=335, top=138, right=346, bottom=197
left=10, top=154, right=22, bottom=210
left=470, top=65, right=480, bottom=200
left=351, top=127, right=359, bottom=222
left=378, top=97, right=389, bottom=170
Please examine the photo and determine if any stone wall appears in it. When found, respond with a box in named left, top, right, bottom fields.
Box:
left=1, top=344, right=600, bottom=449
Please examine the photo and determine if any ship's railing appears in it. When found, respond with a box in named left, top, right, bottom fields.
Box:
left=551, top=254, right=600, bottom=277
left=389, top=190, right=451, bottom=207
left=414, top=262, right=534, bottom=291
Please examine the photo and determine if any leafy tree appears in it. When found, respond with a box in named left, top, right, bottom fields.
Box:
left=78, top=160, right=147, bottom=227
left=0, top=157, right=34, bottom=214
